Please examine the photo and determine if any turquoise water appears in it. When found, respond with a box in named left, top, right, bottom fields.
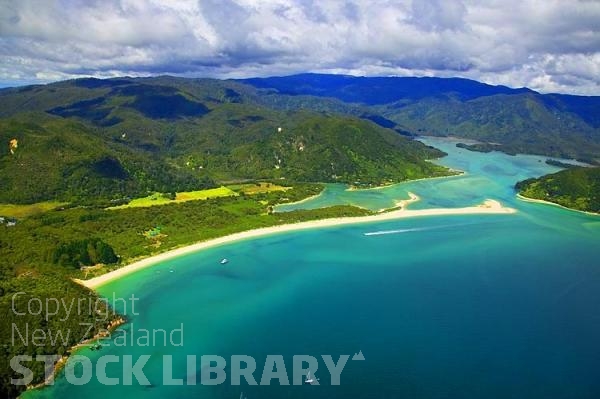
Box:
left=25, top=138, right=600, bottom=399
left=275, top=137, right=567, bottom=212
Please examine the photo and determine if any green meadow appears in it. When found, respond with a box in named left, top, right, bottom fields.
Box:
left=108, top=186, right=238, bottom=209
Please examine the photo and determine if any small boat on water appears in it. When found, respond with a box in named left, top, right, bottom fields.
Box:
left=305, top=370, right=316, bottom=384
left=239, top=392, right=247, bottom=399
left=221, top=258, right=229, bottom=265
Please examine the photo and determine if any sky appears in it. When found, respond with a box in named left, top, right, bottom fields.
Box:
left=1, top=0, right=600, bottom=95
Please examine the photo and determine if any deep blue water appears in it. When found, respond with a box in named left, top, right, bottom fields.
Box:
left=25, top=137, right=600, bottom=399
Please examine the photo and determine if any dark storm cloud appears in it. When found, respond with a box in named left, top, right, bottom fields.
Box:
left=1, top=0, right=599, bottom=94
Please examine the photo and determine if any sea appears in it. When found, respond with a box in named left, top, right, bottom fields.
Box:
left=24, top=137, right=600, bottom=399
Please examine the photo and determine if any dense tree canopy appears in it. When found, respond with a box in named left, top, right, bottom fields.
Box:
left=516, top=167, right=600, bottom=213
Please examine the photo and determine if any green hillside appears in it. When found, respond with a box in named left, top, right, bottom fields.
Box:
left=0, top=113, right=212, bottom=203
left=516, top=167, right=600, bottom=213
left=240, top=74, right=600, bottom=163
left=0, top=77, right=449, bottom=204
left=380, top=93, right=600, bottom=162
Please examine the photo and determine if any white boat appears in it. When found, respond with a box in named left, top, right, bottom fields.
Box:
left=220, top=258, right=229, bottom=265
left=239, top=392, right=246, bottom=399
left=305, top=370, right=315, bottom=384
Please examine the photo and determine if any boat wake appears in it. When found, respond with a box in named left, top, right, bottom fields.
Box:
left=364, top=222, right=477, bottom=236
left=364, top=227, right=429, bottom=236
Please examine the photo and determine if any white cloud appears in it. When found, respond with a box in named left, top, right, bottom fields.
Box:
left=0, top=0, right=599, bottom=94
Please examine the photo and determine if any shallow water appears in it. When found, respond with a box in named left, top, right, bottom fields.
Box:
left=26, top=137, right=600, bottom=399
left=275, top=137, right=565, bottom=212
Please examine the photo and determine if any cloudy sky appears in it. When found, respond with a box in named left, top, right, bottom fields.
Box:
left=1, top=0, right=599, bottom=95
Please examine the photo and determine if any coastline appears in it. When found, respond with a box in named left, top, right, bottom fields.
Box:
left=26, top=317, right=126, bottom=392
left=345, top=171, right=465, bottom=193
left=77, top=196, right=516, bottom=289
left=516, top=193, right=599, bottom=216
left=274, top=191, right=323, bottom=209
left=375, top=191, right=420, bottom=213
left=392, top=192, right=420, bottom=209
left=276, top=171, right=465, bottom=211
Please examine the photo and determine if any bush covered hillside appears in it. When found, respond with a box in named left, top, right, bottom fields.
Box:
left=0, top=77, right=451, bottom=204
left=241, top=74, right=600, bottom=163
left=516, top=167, right=600, bottom=213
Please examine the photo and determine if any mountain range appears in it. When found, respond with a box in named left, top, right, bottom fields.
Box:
left=1, top=73, right=599, bottom=204
left=239, top=74, right=600, bottom=162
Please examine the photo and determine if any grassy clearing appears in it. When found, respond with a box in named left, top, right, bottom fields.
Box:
left=0, top=201, right=68, bottom=218
left=176, top=186, right=237, bottom=201
left=114, top=193, right=172, bottom=208
left=109, top=186, right=238, bottom=210
left=228, top=182, right=290, bottom=195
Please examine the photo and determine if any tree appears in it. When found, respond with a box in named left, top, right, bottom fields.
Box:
left=51, top=238, right=117, bottom=268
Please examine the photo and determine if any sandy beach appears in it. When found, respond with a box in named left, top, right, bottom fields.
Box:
left=77, top=196, right=516, bottom=289
left=516, top=194, right=599, bottom=216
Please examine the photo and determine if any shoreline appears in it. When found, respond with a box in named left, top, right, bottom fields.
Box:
left=345, top=171, right=465, bottom=193
left=516, top=193, right=600, bottom=216
left=77, top=197, right=516, bottom=289
left=375, top=191, right=420, bottom=213
left=26, top=317, right=126, bottom=392
left=276, top=172, right=465, bottom=211
left=274, top=192, right=323, bottom=209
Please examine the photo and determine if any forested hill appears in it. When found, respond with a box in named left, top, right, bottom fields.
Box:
left=0, top=76, right=450, bottom=204
left=239, top=74, right=600, bottom=163
left=241, top=73, right=534, bottom=104
left=516, top=167, right=600, bottom=214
